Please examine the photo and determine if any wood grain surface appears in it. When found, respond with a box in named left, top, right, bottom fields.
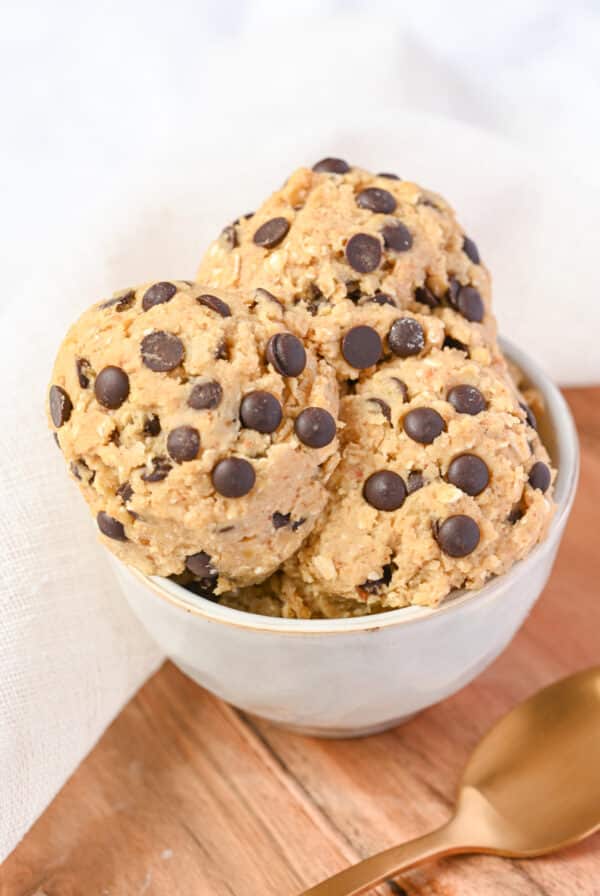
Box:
left=3, top=387, right=599, bottom=896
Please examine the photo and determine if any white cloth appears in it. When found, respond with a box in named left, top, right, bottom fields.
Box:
left=1, top=0, right=598, bottom=863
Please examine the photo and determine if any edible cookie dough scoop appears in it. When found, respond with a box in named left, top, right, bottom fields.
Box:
left=301, top=666, right=600, bottom=896
left=198, top=158, right=503, bottom=379
left=279, top=348, right=555, bottom=617
left=47, top=281, right=339, bottom=594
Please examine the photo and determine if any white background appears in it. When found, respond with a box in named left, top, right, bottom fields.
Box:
left=2, top=0, right=600, bottom=382
left=1, top=0, right=599, bottom=864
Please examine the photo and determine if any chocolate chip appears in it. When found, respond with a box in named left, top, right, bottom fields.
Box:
left=197, top=293, right=231, bottom=318
left=414, top=286, right=440, bottom=308
left=381, top=222, right=412, bottom=252
left=345, top=233, right=382, bottom=273
left=391, top=378, right=409, bottom=402
left=71, top=459, right=94, bottom=485
left=212, top=457, right=256, bottom=498
left=97, top=511, right=127, bottom=542
left=359, top=564, right=393, bottom=594
left=143, top=414, right=161, bottom=437
left=404, top=407, right=446, bottom=444
left=294, top=407, right=336, bottom=448
left=388, top=318, right=425, bottom=357
left=240, top=391, right=283, bottom=434
left=446, top=278, right=461, bottom=309
left=529, top=461, right=551, bottom=493
left=345, top=281, right=363, bottom=303
left=271, top=513, right=303, bottom=533
left=508, top=503, right=525, bottom=524
left=436, top=515, right=480, bottom=557
left=100, top=290, right=135, bottom=312
left=141, top=331, right=184, bottom=372
left=301, top=283, right=326, bottom=316
left=363, top=471, right=407, bottom=511
left=116, top=481, right=133, bottom=509
left=266, top=332, right=306, bottom=377
left=368, top=398, right=392, bottom=423
left=520, top=402, right=538, bottom=430
left=188, top=380, right=223, bottom=410
left=220, top=224, right=238, bottom=250
left=253, top=217, right=290, bottom=249
left=447, top=384, right=487, bottom=415
left=447, top=454, right=490, bottom=496
left=76, top=358, right=91, bottom=389
left=443, top=335, right=469, bottom=355
left=407, top=471, right=424, bottom=494
left=49, top=385, right=72, bottom=427
left=378, top=172, right=400, bottom=180
left=185, top=580, right=219, bottom=601
left=341, top=325, right=382, bottom=369
left=457, top=286, right=484, bottom=322
left=116, top=481, right=134, bottom=504
left=108, top=428, right=120, bottom=446
left=94, top=366, right=129, bottom=409
left=167, top=426, right=200, bottom=463
left=305, top=297, right=325, bottom=316
left=185, top=550, right=217, bottom=581
left=254, top=287, right=283, bottom=307
left=362, top=292, right=396, bottom=307
left=356, top=188, right=397, bottom=214
left=312, top=157, right=350, bottom=174
left=215, top=339, right=230, bottom=361
left=141, top=456, right=172, bottom=482
left=463, top=236, right=480, bottom=264
left=142, top=282, right=177, bottom=311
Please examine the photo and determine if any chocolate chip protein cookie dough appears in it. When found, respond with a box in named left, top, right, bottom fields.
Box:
left=48, top=156, right=558, bottom=620
left=197, top=160, right=502, bottom=379
left=232, top=348, right=554, bottom=618
left=48, top=282, right=339, bottom=592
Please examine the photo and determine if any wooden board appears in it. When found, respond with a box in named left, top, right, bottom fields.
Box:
left=3, top=387, right=599, bottom=896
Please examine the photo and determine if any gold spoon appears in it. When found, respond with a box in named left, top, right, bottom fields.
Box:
left=301, top=666, right=600, bottom=896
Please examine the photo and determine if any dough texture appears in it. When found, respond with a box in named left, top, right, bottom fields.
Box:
left=198, top=165, right=503, bottom=378
left=48, top=282, right=339, bottom=590
left=227, top=349, right=555, bottom=617
left=49, top=160, right=557, bottom=618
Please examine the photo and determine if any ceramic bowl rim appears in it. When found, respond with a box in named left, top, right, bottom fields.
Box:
left=124, top=337, right=579, bottom=635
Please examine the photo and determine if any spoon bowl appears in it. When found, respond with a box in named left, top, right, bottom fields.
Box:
left=302, top=666, right=600, bottom=896
left=458, top=665, right=600, bottom=856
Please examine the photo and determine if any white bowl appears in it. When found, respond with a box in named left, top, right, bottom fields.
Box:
left=111, top=339, right=579, bottom=737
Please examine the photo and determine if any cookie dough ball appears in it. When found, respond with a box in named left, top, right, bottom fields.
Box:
left=48, top=281, right=339, bottom=590
left=198, top=161, right=501, bottom=378
left=276, top=348, right=555, bottom=618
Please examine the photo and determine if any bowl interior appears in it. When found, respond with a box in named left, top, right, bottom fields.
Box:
left=137, top=338, right=579, bottom=633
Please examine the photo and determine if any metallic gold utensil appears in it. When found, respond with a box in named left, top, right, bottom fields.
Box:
left=301, top=666, right=600, bottom=896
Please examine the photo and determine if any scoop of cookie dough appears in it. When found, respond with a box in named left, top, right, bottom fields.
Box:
left=198, top=161, right=502, bottom=379
left=48, top=281, right=339, bottom=590
left=257, top=347, right=555, bottom=618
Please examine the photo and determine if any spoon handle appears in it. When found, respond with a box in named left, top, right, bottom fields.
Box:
left=299, top=821, right=463, bottom=896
